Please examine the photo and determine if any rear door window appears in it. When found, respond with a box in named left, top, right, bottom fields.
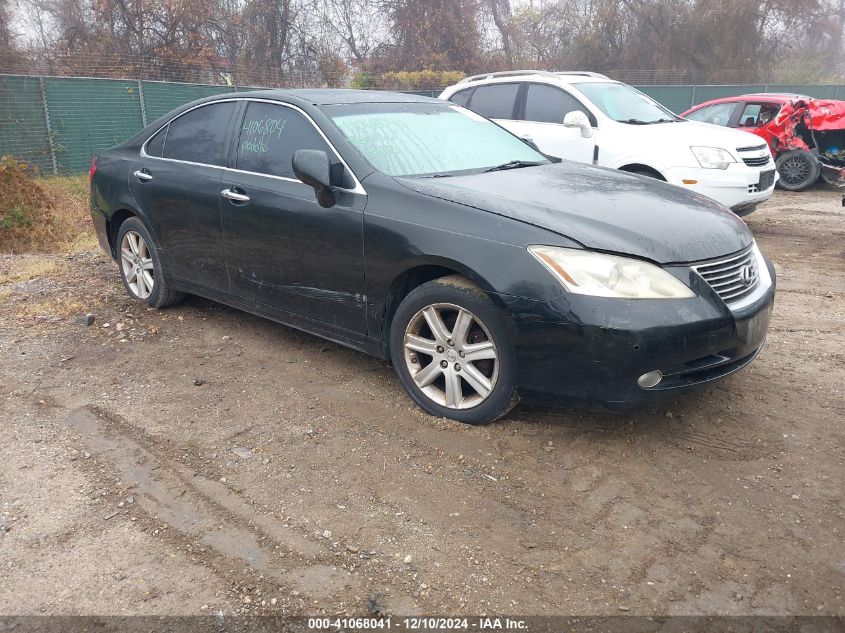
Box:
left=467, top=83, right=519, bottom=120
left=524, top=83, right=591, bottom=124
left=162, top=101, right=237, bottom=166
left=145, top=125, right=167, bottom=157
left=235, top=101, right=331, bottom=179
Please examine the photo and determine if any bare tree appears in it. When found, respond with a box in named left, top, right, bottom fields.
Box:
left=2, top=0, right=843, bottom=83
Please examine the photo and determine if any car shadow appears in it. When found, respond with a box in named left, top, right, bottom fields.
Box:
left=177, top=294, right=742, bottom=442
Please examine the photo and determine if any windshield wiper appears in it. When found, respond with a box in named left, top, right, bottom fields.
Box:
left=617, top=117, right=678, bottom=125
left=483, top=160, right=545, bottom=173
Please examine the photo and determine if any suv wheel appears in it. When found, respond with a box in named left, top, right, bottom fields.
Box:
left=389, top=276, right=518, bottom=425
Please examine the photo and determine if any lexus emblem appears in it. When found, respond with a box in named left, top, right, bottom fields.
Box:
left=740, top=265, right=754, bottom=285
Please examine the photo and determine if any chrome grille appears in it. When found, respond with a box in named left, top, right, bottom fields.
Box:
left=693, top=246, right=759, bottom=303
left=736, top=144, right=767, bottom=153
left=742, top=155, right=771, bottom=167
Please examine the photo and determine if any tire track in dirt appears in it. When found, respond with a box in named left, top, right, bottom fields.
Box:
left=64, top=405, right=364, bottom=607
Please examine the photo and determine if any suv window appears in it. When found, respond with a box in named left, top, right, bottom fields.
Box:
left=467, top=83, right=519, bottom=120
left=449, top=89, right=473, bottom=107
left=162, top=101, right=236, bottom=166
left=235, top=101, right=331, bottom=179
left=524, top=83, right=591, bottom=124
left=685, top=102, right=736, bottom=126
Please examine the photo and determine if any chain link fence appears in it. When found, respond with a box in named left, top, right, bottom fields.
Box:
left=2, top=72, right=843, bottom=175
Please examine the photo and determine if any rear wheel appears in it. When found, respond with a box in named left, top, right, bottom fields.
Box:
left=775, top=150, right=820, bottom=191
left=116, top=217, right=183, bottom=309
left=389, top=276, right=518, bottom=425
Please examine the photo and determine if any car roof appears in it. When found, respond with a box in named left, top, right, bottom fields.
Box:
left=693, top=93, right=809, bottom=107
left=209, top=88, right=441, bottom=106
left=740, top=92, right=810, bottom=101
left=451, top=70, right=615, bottom=90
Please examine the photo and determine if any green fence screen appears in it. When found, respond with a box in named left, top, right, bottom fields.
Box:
left=1, top=74, right=843, bottom=175
left=45, top=77, right=145, bottom=173
left=0, top=76, right=53, bottom=174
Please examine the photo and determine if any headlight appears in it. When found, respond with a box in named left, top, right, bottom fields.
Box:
left=528, top=246, right=695, bottom=299
left=691, top=146, right=735, bottom=170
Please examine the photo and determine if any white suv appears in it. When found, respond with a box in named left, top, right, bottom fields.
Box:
left=439, top=71, right=777, bottom=215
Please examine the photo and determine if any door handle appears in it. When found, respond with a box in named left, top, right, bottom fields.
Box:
left=221, top=188, right=250, bottom=203
left=133, top=170, right=153, bottom=182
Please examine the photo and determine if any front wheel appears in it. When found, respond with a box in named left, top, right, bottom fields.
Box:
left=775, top=150, right=820, bottom=191
left=389, top=276, right=518, bottom=425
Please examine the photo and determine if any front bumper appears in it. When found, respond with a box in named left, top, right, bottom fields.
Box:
left=502, top=256, right=776, bottom=408
left=663, top=164, right=776, bottom=211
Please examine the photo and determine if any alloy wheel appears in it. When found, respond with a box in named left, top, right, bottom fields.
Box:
left=120, top=230, right=154, bottom=299
left=403, top=303, right=499, bottom=410
left=779, top=155, right=810, bottom=187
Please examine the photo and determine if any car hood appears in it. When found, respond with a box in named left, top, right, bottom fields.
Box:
left=625, top=120, right=767, bottom=152
left=396, top=161, right=752, bottom=264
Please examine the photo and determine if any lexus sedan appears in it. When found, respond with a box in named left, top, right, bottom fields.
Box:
left=90, top=90, right=775, bottom=425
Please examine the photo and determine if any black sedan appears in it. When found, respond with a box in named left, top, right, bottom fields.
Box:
left=89, top=90, right=775, bottom=424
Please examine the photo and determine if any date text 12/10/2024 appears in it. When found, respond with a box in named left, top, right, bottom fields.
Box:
left=307, top=617, right=528, bottom=630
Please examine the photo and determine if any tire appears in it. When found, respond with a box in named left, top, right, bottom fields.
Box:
left=116, top=217, right=184, bottom=309
left=775, top=150, right=820, bottom=191
left=389, top=275, right=518, bottom=425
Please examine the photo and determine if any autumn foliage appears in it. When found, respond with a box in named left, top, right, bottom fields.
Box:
left=0, top=158, right=91, bottom=253
left=1, top=0, right=843, bottom=86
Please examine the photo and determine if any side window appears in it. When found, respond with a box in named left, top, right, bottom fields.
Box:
left=145, top=125, right=167, bottom=157
left=739, top=103, right=762, bottom=126
left=524, top=84, right=591, bottom=124
left=163, top=102, right=236, bottom=166
left=739, top=102, right=779, bottom=127
left=467, top=83, right=519, bottom=120
left=685, top=103, right=736, bottom=126
left=235, top=102, right=330, bottom=179
left=449, top=89, right=473, bottom=107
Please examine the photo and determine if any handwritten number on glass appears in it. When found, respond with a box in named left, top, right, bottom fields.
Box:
left=240, top=118, right=287, bottom=156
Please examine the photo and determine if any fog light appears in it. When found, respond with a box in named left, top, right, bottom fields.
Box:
left=637, top=370, right=663, bottom=388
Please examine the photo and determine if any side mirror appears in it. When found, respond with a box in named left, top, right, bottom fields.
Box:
left=293, top=149, right=336, bottom=208
left=563, top=110, right=593, bottom=138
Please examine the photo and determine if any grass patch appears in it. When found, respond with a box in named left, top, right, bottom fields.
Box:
left=0, top=156, right=94, bottom=253
left=0, top=259, right=63, bottom=285
left=12, top=295, right=89, bottom=321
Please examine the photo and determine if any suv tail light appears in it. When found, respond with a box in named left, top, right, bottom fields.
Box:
left=89, top=156, right=97, bottom=184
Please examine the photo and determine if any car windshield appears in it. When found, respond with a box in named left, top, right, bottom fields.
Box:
left=574, top=81, right=681, bottom=124
left=326, top=102, right=548, bottom=177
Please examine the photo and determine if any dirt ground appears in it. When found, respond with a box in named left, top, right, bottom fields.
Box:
left=0, top=187, right=843, bottom=618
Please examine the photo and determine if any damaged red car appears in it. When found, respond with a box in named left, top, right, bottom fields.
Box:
left=682, top=93, right=845, bottom=191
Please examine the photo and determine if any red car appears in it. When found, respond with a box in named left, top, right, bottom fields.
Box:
left=682, top=93, right=845, bottom=191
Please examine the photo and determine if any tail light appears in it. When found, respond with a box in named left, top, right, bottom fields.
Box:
left=89, top=156, right=97, bottom=184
